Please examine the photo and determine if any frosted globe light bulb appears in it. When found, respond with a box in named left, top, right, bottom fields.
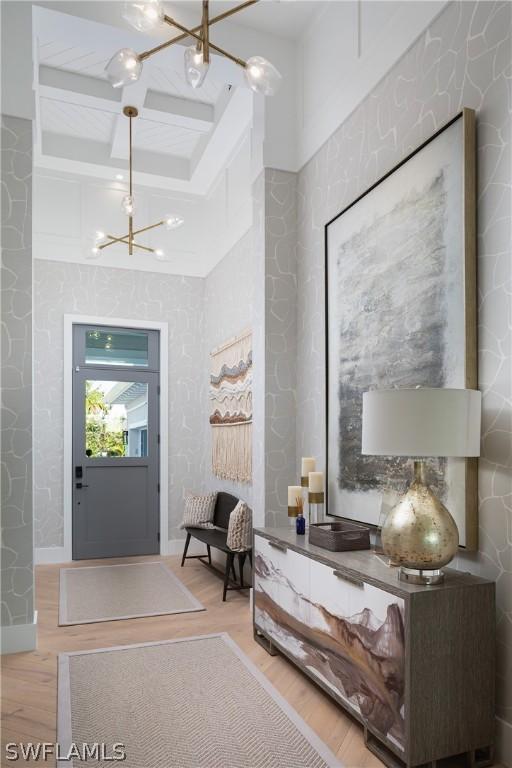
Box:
left=244, top=56, right=281, bottom=96
left=184, top=45, right=209, bottom=89
left=95, top=230, right=106, bottom=241
left=155, top=249, right=167, bottom=260
left=165, top=214, right=184, bottom=231
left=105, top=48, right=143, bottom=88
left=88, top=246, right=101, bottom=260
left=121, top=194, right=135, bottom=216
left=123, top=1, right=164, bottom=32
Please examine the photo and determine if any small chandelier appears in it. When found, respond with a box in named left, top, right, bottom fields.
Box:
left=105, top=0, right=281, bottom=96
left=92, top=106, right=184, bottom=260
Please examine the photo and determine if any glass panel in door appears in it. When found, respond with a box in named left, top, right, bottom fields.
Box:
left=85, top=380, right=149, bottom=458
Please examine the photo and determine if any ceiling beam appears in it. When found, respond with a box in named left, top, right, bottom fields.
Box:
left=109, top=73, right=150, bottom=161
left=40, top=132, right=190, bottom=181
left=39, top=65, right=121, bottom=104
left=144, top=90, right=214, bottom=132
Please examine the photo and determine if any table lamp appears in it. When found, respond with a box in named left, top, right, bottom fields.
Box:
left=362, top=388, right=481, bottom=585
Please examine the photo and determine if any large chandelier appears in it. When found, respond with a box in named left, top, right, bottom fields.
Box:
left=105, top=0, right=281, bottom=96
left=92, top=106, right=184, bottom=260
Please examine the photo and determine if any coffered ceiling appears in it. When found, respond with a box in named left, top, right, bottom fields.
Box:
left=33, top=5, right=255, bottom=195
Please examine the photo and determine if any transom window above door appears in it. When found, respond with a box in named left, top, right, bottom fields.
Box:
left=85, top=329, right=148, bottom=367
left=74, top=325, right=159, bottom=370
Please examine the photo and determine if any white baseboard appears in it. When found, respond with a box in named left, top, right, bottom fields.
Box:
left=1, top=611, right=38, bottom=654
left=497, top=716, right=512, bottom=767
left=35, top=540, right=213, bottom=561
left=35, top=546, right=69, bottom=565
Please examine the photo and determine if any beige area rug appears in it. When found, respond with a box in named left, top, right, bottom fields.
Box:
left=59, top=561, right=204, bottom=626
left=57, top=633, right=341, bottom=768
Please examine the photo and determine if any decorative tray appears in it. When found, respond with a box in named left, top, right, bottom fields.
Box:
left=308, top=520, right=371, bottom=552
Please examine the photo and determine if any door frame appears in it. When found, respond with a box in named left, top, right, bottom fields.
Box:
left=63, top=314, right=169, bottom=561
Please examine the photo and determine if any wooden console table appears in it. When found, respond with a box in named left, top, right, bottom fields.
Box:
left=252, top=527, right=495, bottom=768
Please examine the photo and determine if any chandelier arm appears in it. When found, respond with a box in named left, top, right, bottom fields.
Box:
left=139, top=1, right=258, bottom=61
left=98, top=221, right=165, bottom=250
left=202, top=1, right=209, bottom=64
left=132, top=220, right=165, bottom=236
left=99, top=234, right=131, bottom=248
left=207, top=41, right=246, bottom=68
left=130, top=241, right=155, bottom=253
left=101, top=235, right=155, bottom=253
left=99, top=235, right=126, bottom=249
left=162, top=15, right=246, bottom=68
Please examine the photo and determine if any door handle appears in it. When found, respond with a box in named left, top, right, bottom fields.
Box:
left=333, top=569, right=364, bottom=588
left=268, top=540, right=287, bottom=553
left=76, top=483, right=89, bottom=489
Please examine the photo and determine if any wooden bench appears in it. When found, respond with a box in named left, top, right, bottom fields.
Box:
left=180, top=491, right=252, bottom=601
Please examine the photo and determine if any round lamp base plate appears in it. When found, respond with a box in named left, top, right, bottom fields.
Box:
left=399, top=567, right=444, bottom=586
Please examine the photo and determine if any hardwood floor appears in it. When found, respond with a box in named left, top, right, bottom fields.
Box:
left=1, top=554, right=383, bottom=767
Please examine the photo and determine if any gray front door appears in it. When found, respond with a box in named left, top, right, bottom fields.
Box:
left=72, top=324, right=160, bottom=560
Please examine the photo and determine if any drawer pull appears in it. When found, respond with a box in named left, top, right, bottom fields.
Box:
left=268, top=540, right=287, bottom=553
left=333, top=569, right=364, bottom=588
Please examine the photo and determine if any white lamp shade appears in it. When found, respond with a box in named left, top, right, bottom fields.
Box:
left=362, top=388, right=481, bottom=457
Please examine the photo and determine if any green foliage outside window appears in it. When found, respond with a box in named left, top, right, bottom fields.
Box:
left=85, top=382, right=126, bottom=457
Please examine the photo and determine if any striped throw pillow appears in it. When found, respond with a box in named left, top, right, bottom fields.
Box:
left=181, top=492, right=217, bottom=529
left=227, top=501, right=252, bottom=552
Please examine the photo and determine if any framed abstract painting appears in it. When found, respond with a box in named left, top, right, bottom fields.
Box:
left=325, top=109, right=477, bottom=549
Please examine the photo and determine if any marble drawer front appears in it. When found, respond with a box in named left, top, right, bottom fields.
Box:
left=254, top=534, right=405, bottom=752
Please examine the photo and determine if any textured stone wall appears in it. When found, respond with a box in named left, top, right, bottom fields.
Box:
left=295, top=1, right=511, bottom=757
left=33, top=260, right=205, bottom=548
left=1, top=115, right=34, bottom=628
left=265, top=169, right=297, bottom=526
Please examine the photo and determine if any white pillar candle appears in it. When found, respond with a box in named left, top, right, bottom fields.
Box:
left=308, top=471, right=324, bottom=493
left=288, top=485, right=303, bottom=507
left=301, top=457, right=316, bottom=477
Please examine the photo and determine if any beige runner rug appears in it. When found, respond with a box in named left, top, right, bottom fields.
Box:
left=59, top=561, right=204, bottom=625
left=57, top=633, right=341, bottom=768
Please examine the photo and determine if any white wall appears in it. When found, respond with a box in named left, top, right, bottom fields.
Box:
left=295, top=0, right=447, bottom=168
left=194, top=16, right=298, bottom=173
